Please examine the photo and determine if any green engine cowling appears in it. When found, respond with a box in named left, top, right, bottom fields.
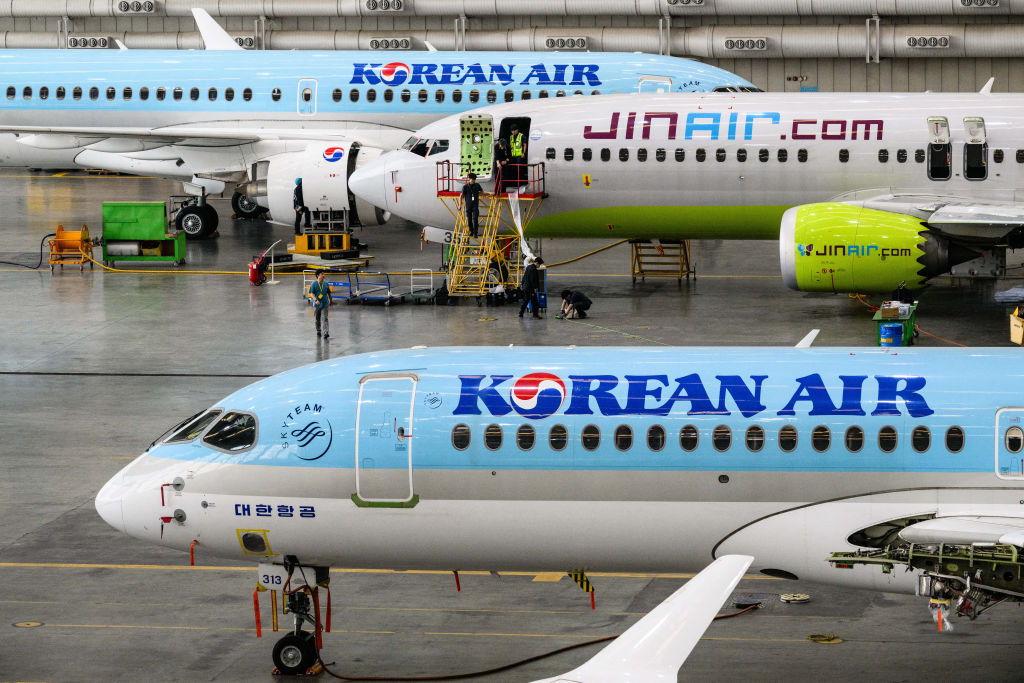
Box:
left=779, top=202, right=953, bottom=293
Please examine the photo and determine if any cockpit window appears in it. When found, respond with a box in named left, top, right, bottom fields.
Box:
left=157, top=409, right=223, bottom=446
left=202, top=411, right=258, bottom=453
left=428, top=139, right=449, bottom=156
left=409, top=139, right=430, bottom=157
left=400, top=136, right=419, bottom=151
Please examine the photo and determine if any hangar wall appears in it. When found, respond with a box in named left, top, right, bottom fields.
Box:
left=1, top=10, right=1022, bottom=93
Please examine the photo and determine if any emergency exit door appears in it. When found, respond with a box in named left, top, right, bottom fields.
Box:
left=355, top=373, right=417, bottom=502
left=995, top=408, right=1024, bottom=480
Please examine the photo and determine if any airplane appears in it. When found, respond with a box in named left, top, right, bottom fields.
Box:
left=348, top=90, right=1024, bottom=293
left=0, top=46, right=757, bottom=239
left=96, top=344, right=1024, bottom=673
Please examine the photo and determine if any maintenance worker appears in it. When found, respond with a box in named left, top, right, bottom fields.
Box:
left=558, top=289, right=592, bottom=319
left=493, top=138, right=510, bottom=192
left=518, top=257, right=544, bottom=319
left=309, top=270, right=332, bottom=339
left=293, top=178, right=312, bottom=235
left=461, top=172, right=483, bottom=237
left=508, top=124, right=526, bottom=188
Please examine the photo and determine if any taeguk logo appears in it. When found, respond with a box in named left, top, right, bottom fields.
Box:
left=510, top=372, right=566, bottom=420
left=378, top=62, right=411, bottom=86
left=323, top=147, right=345, bottom=162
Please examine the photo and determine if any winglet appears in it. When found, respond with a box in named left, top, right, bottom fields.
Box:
left=980, top=77, right=995, bottom=94
left=192, top=8, right=243, bottom=51
left=532, top=555, right=753, bottom=682
left=795, top=329, right=820, bottom=348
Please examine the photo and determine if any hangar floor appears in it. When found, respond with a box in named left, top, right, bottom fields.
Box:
left=2, top=170, right=1024, bottom=682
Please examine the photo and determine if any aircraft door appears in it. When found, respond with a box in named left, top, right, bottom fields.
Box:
left=995, top=408, right=1024, bottom=480
left=355, top=372, right=417, bottom=503
left=297, top=79, right=318, bottom=116
left=638, top=76, right=673, bottom=93
left=926, top=116, right=951, bottom=180
left=460, top=113, right=494, bottom=179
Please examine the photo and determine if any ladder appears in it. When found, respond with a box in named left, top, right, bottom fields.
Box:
left=631, top=239, right=694, bottom=283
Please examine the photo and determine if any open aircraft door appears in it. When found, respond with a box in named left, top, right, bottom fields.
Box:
left=355, top=372, right=418, bottom=504
left=995, top=408, right=1024, bottom=479
left=460, top=113, right=494, bottom=179
left=638, top=76, right=672, bottom=93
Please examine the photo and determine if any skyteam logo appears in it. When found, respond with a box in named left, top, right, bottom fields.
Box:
left=323, top=147, right=345, bottom=163
left=510, top=373, right=566, bottom=420
left=280, top=403, right=333, bottom=461
left=378, top=62, right=412, bottom=86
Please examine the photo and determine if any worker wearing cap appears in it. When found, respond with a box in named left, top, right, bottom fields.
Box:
left=461, top=172, right=483, bottom=237
left=293, top=178, right=312, bottom=235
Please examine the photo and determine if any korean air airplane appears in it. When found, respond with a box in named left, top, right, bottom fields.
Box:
left=0, top=48, right=755, bottom=238
left=349, top=89, right=1019, bottom=293
left=96, top=345, right=1024, bottom=673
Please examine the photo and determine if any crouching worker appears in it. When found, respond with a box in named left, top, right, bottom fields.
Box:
left=558, top=289, right=592, bottom=319
left=309, top=270, right=332, bottom=338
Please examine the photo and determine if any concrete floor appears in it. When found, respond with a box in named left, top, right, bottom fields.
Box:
left=2, top=170, right=1024, bottom=682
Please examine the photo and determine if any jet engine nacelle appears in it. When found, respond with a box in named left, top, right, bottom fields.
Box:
left=259, top=141, right=389, bottom=228
left=779, top=202, right=968, bottom=293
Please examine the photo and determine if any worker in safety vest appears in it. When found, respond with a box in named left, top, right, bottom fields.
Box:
left=508, top=124, right=526, bottom=188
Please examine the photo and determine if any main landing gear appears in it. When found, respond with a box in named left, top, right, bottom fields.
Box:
left=174, top=197, right=219, bottom=239
left=231, top=191, right=268, bottom=220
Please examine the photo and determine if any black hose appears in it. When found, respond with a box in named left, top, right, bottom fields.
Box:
left=0, top=233, right=56, bottom=269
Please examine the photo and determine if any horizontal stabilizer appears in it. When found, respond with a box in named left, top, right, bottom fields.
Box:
left=532, top=555, right=753, bottom=683
left=900, top=516, right=1024, bottom=547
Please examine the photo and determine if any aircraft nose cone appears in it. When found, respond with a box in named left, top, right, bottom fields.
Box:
left=349, top=156, right=390, bottom=211
left=95, top=473, right=125, bottom=533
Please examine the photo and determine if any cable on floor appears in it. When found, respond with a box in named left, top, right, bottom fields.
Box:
left=0, top=233, right=55, bottom=269
left=546, top=240, right=628, bottom=268
left=913, top=323, right=967, bottom=347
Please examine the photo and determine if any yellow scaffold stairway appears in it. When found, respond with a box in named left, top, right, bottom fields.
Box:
left=436, top=159, right=546, bottom=297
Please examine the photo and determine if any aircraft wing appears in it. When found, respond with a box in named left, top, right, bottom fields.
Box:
left=900, top=516, right=1024, bottom=547
left=531, top=555, right=753, bottom=683
left=841, top=192, right=1024, bottom=241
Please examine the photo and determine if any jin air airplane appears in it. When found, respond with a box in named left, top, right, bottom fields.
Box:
left=0, top=47, right=755, bottom=239
left=97, top=345, right=1024, bottom=673
left=349, top=89, right=1022, bottom=293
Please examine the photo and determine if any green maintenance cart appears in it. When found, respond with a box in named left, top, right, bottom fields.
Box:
left=101, top=202, right=186, bottom=266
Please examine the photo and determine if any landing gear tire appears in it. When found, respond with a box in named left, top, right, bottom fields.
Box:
left=272, top=631, right=317, bottom=675
left=176, top=204, right=219, bottom=239
left=231, top=191, right=265, bottom=219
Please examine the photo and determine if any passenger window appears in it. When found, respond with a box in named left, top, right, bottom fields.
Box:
left=366, top=89, right=377, bottom=103
left=758, top=148, right=769, bottom=162
left=172, top=87, right=182, bottom=101
left=469, top=89, right=479, bottom=103
left=208, top=87, right=217, bottom=101
left=549, top=424, right=568, bottom=451
left=517, top=424, right=535, bottom=451
left=202, top=412, right=257, bottom=453
left=56, top=86, right=66, bottom=100
left=896, top=149, right=907, bottom=163
left=243, top=87, right=253, bottom=102
left=716, top=148, right=726, bottom=162
left=383, top=89, right=394, bottom=103
left=452, top=424, right=470, bottom=450
left=556, top=89, right=566, bottom=97
left=271, top=87, right=281, bottom=102
left=655, top=148, right=666, bottom=162
left=106, top=86, right=115, bottom=100
left=418, top=89, right=428, bottom=103
left=778, top=425, right=797, bottom=452
left=839, top=149, right=849, bottom=163
left=563, top=148, right=574, bottom=161
left=74, top=86, right=83, bottom=100
left=878, top=149, right=889, bottom=163
left=745, top=425, right=764, bottom=452
left=582, top=148, right=592, bottom=161
left=435, top=89, right=444, bottom=103
left=486, top=90, right=496, bottom=104
left=619, top=148, right=629, bottom=162
left=546, top=147, right=556, bottom=160
left=333, top=88, right=343, bottom=103
left=581, top=424, right=600, bottom=451
left=484, top=424, right=503, bottom=451
left=139, top=87, right=148, bottom=101
left=1017, top=149, right=1024, bottom=163
left=695, top=148, right=706, bottom=162
left=915, top=149, right=926, bottom=163
left=539, top=90, right=549, bottom=98
left=600, top=148, right=610, bottom=162
left=912, top=426, right=931, bottom=453
left=812, top=425, right=831, bottom=452
left=574, top=90, right=583, bottom=96
left=122, top=87, right=131, bottom=100
left=163, top=409, right=223, bottom=444
left=614, top=425, right=632, bottom=451
left=994, top=149, right=1004, bottom=163
left=1005, top=426, right=1023, bottom=453
left=679, top=425, right=699, bottom=452
left=674, top=148, right=685, bottom=162
left=504, top=90, right=514, bottom=102
left=190, top=87, right=200, bottom=101
left=878, top=426, right=898, bottom=453
left=5, top=86, right=13, bottom=99
left=591, top=90, right=600, bottom=95
left=156, top=87, right=165, bottom=101
left=400, top=89, right=411, bottom=103
left=637, top=148, right=648, bottom=162
left=777, top=149, right=788, bottom=162
left=797, top=148, right=807, bottom=162
left=521, top=90, right=531, bottom=100
left=451, top=89, right=461, bottom=103
left=712, top=425, right=731, bottom=452
left=89, top=87, right=99, bottom=100
left=845, top=426, right=864, bottom=452
left=945, top=426, right=965, bottom=452
left=736, top=149, right=747, bottom=162
left=224, top=88, right=234, bottom=102
left=39, top=86, right=48, bottom=100
left=647, top=425, right=665, bottom=451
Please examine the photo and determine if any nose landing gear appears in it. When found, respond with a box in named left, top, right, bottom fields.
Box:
left=257, top=559, right=331, bottom=676
left=272, top=591, right=320, bottom=675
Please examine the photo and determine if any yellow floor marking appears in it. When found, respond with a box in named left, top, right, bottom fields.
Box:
left=47, top=623, right=207, bottom=630
left=557, top=272, right=780, bottom=279
left=531, top=572, right=565, bottom=582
